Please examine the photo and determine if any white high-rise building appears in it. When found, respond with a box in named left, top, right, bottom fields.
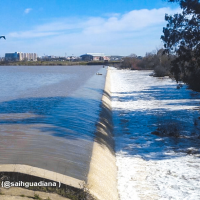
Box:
left=33, top=53, right=37, bottom=61
left=16, top=52, right=37, bottom=61
left=23, top=53, right=27, bottom=61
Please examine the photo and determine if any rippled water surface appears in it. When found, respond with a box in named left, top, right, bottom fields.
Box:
left=0, top=65, right=107, bottom=181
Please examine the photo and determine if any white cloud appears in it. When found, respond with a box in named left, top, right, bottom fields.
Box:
left=11, top=7, right=181, bottom=38
left=7, top=7, right=181, bottom=56
left=9, top=31, right=61, bottom=38
left=24, top=8, right=32, bottom=14
left=83, top=7, right=181, bottom=34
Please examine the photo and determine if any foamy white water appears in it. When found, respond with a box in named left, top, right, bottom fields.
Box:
left=110, top=69, right=200, bottom=200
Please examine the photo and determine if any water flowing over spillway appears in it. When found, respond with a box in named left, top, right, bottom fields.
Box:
left=0, top=65, right=118, bottom=200
left=110, top=69, right=200, bottom=200
left=0, top=65, right=106, bottom=182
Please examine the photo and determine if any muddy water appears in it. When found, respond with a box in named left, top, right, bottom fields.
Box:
left=0, top=65, right=107, bottom=181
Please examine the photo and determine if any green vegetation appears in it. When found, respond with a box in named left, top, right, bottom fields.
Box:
left=0, top=60, right=121, bottom=66
left=162, top=0, right=200, bottom=91
left=25, top=185, right=93, bottom=200
left=14, top=194, right=52, bottom=200
left=118, top=49, right=174, bottom=77
left=119, top=55, right=141, bottom=70
left=34, top=194, right=42, bottom=200
left=0, top=60, right=87, bottom=66
left=152, top=120, right=181, bottom=138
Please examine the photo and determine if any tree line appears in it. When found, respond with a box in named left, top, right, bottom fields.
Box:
left=119, top=49, right=174, bottom=77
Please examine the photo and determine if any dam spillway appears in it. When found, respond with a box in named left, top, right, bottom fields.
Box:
left=0, top=65, right=118, bottom=200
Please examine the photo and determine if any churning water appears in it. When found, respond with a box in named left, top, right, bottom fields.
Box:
left=0, top=65, right=107, bottom=181
left=111, top=69, right=200, bottom=200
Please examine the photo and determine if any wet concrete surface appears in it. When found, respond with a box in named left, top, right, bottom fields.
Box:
left=0, top=65, right=107, bottom=181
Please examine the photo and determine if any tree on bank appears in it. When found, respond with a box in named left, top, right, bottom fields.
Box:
left=120, top=54, right=141, bottom=69
left=161, top=0, right=200, bottom=91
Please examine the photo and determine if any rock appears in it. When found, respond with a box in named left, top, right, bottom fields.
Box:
left=151, top=131, right=160, bottom=136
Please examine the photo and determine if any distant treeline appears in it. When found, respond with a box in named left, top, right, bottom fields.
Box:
left=118, top=49, right=173, bottom=76
left=0, top=60, right=121, bottom=66
left=0, top=60, right=86, bottom=66
left=118, top=48, right=200, bottom=92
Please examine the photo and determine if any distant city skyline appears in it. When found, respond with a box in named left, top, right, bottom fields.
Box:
left=0, top=0, right=181, bottom=57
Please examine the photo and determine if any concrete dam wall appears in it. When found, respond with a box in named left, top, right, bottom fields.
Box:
left=87, top=69, right=118, bottom=200
left=0, top=66, right=118, bottom=200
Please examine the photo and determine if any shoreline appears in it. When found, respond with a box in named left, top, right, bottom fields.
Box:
left=0, top=61, right=121, bottom=66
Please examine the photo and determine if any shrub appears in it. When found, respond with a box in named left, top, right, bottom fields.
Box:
left=153, top=65, right=169, bottom=77
left=152, top=120, right=181, bottom=138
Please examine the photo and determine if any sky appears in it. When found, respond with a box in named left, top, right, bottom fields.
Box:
left=0, top=0, right=181, bottom=57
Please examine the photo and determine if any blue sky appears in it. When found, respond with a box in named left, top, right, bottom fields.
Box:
left=0, top=0, right=181, bottom=57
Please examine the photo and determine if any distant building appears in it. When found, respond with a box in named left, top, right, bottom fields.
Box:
left=5, top=52, right=37, bottom=61
left=110, top=55, right=124, bottom=61
left=41, top=55, right=55, bottom=60
left=18, top=52, right=37, bottom=61
left=80, top=53, right=110, bottom=61
left=5, top=52, right=19, bottom=61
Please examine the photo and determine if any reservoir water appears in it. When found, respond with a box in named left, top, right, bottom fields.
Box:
left=0, top=65, right=107, bottom=182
